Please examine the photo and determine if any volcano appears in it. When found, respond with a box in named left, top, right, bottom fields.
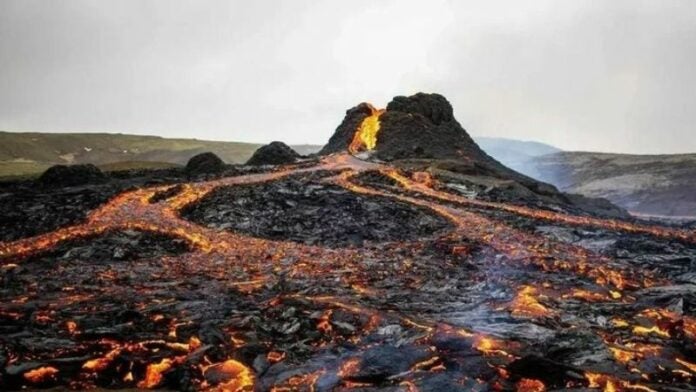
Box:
left=321, top=93, right=521, bottom=174
left=322, top=93, right=488, bottom=159
left=1, top=94, right=696, bottom=391
left=322, top=93, right=627, bottom=219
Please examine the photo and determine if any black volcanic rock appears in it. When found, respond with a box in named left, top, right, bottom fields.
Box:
left=181, top=172, right=451, bottom=247
left=185, top=152, right=225, bottom=174
left=23, top=230, right=190, bottom=264
left=246, top=141, right=301, bottom=166
left=339, top=345, right=433, bottom=383
left=386, top=92, right=454, bottom=124
left=38, top=164, right=107, bottom=187
left=375, top=93, right=502, bottom=165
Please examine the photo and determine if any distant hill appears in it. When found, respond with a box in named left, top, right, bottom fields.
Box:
left=2, top=131, right=693, bottom=218
left=473, top=136, right=561, bottom=175
left=525, top=152, right=696, bottom=218
left=471, top=137, right=696, bottom=218
left=0, top=131, right=320, bottom=179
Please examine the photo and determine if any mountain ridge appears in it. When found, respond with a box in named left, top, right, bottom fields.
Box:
left=526, top=151, right=696, bottom=218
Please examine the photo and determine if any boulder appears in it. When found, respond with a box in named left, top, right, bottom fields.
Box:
left=38, top=164, right=107, bottom=187
left=246, top=141, right=300, bottom=166
left=385, top=92, right=454, bottom=124
left=185, top=152, right=225, bottom=174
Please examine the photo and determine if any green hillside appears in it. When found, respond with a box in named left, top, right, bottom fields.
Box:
left=0, top=131, right=321, bottom=179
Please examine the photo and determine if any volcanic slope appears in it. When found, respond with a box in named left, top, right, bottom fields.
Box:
left=0, top=94, right=695, bottom=391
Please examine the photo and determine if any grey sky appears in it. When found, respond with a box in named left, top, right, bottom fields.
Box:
left=1, top=0, right=695, bottom=153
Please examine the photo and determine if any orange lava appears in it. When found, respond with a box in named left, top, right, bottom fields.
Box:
left=473, top=336, right=514, bottom=357
left=267, top=351, right=286, bottom=363
left=83, top=347, right=121, bottom=372
left=138, top=358, right=176, bottom=388
left=23, top=366, right=59, bottom=383
left=338, top=357, right=361, bottom=379
left=270, top=369, right=325, bottom=392
left=348, top=104, right=385, bottom=154
left=516, top=378, right=546, bottom=392
left=509, top=285, right=554, bottom=318
left=66, top=320, right=78, bottom=334
left=202, top=359, right=255, bottom=391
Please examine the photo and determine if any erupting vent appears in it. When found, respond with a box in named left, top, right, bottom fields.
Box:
left=348, top=104, right=385, bottom=154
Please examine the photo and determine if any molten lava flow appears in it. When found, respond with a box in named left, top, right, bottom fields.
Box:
left=202, top=360, right=255, bottom=391
left=317, top=309, right=333, bottom=334
left=676, top=358, right=696, bottom=373
left=564, top=288, right=615, bottom=302
left=83, top=347, right=121, bottom=372
left=269, top=370, right=325, bottom=392
left=410, top=355, right=441, bottom=371
left=473, top=335, right=514, bottom=357
left=516, top=378, right=546, bottom=392
left=66, top=320, right=78, bottom=334
left=585, top=372, right=659, bottom=392
left=605, top=341, right=663, bottom=365
left=375, top=167, right=696, bottom=245
left=508, top=285, right=554, bottom=318
left=338, top=357, right=361, bottom=379
left=632, top=325, right=670, bottom=338
left=348, top=104, right=385, bottom=154
left=23, top=366, right=59, bottom=384
left=138, top=358, right=177, bottom=388
left=411, top=171, right=433, bottom=187
left=266, top=351, right=285, bottom=363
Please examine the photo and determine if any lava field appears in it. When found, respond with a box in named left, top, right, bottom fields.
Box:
left=1, top=94, right=696, bottom=391
left=1, top=152, right=696, bottom=391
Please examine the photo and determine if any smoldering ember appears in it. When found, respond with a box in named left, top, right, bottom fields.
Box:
left=1, top=93, right=696, bottom=392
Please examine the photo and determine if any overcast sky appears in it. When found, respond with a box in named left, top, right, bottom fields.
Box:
left=1, top=1, right=695, bottom=153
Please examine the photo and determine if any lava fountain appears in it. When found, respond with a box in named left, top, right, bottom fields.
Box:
left=348, top=104, right=385, bottom=154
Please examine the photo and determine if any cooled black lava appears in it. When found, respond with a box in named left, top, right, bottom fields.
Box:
left=181, top=173, right=452, bottom=247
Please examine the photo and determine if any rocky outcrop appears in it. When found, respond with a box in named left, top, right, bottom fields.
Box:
left=376, top=93, right=486, bottom=161
left=38, top=164, right=107, bottom=187
left=385, top=93, right=454, bottom=124
left=185, top=152, right=226, bottom=174
left=246, top=141, right=301, bottom=166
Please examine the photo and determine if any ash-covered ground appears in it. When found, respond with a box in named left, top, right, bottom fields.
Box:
left=1, top=93, right=696, bottom=391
